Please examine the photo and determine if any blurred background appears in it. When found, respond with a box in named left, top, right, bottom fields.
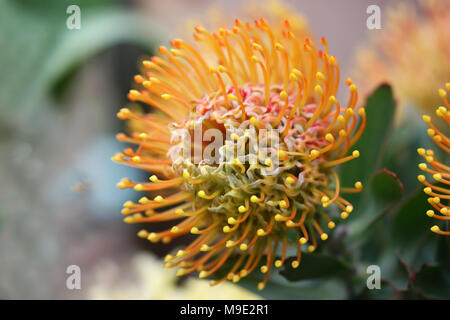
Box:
left=0, top=0, right=443, bottom=299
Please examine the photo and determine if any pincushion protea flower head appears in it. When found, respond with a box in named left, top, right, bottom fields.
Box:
left=354, top=0, right=450, bottom=121
left=417, top=83, right=450, bottom=236
left=113, top=16, right=365, bottom=290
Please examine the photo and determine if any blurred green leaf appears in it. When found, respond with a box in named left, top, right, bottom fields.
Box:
left=0, top=0, right=165, bottom=117
left=238, top=273, right=348, bottom=299
left=279, top=253, right=351, bottom=282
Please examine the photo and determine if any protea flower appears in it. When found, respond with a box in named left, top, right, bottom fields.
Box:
left=417, top=83, right=450, bottom=236
left=113, top=17, right=365, bottom=290
left=354, top=0, right=450, bottom=122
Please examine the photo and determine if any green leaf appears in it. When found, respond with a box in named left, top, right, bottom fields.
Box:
left=339, top=84, right=396, bottom=208
left=347, top=168, right=404, bottom=237
left=279, top=253, right=351, bottom=282
left=237, top=273, right=348, bottom=299
left=413, top=265, right=450, bottom=299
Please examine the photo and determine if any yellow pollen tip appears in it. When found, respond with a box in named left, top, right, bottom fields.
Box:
left=358, top=108, right=366, bottom=116
left=433, top=197, right=440, bottom=204
left=171, top=226, right=180, bottom=234
left=176, top=269, right=187, bottom=277
left=341, top=212, right=349, bottom=219
left=134, top=184, right=144, bottom=191
left=200, top=244, right=210, bottom=252
left=154, top=195, right=164, bottom=202
left=226, top=240, right=235, bottom=248
left=418, top=175, right=426, bottom=182
left=315, top=85, right=323, bottom=95
left=433, top=174, right=442, bottom=181
left=441, top=208, right=448, bottom=215
left=183, top=170, right=190, bottom=179
left=190, top=227, right=199, bottom=234
left=275, top=260, right=282, bottom=268
left=149, top=175, right=158, bottom=182
left=417, top=148, right=426, bottom=156
left=321, top=196, right=329, bottom=203
left=438, top=89, right=447, bottom=98
left=260, top=266, right=268, bottom=274
left=426, top=156, right=434, bottom=163
left=176, top=250, right=186, bottom=257
left=164, top=254, right=174, bottom=262
left=238, top=205, right=247, bottom=213
left=321, top=233, right=328, bottom=241
left=138, top=196, right=150, bottom=204
left=123, top=201, right=134, bottom=208
left=355, top=181, right=363, bottom=189
left=131, top=156, right=141, bottom=163
left=280, top=91, right=288, bottom=99
left=121, top=208, right=131, bottom=215
left=275, top=214, right=284, bottom=221
left=251, top=55, right=260, bottom=63
left=239, top=243, right=248, bottom=251
left=291, top=261, right=299, bottom=269
left=346, top=205, right=354, bottom=213
left=328, top=221, right=336, bottom=229
left=325, top=133, right=334, bottom=143
left=175, top=209, right=184, bottom=215
left=250, top=117, right=258, bottom=126
left=299, top=237, right=307, bottom=245
left=232, top=275, right=240, bottom=283
left=228, top=93, right=237, bottom=101
left=138, top=132, right=149, bottom=140
left=250, top=195, right=259, bottom=203
left=264, top=158, right=272, bottom=166
left=209, top=66, right=216, bottom=73
left=310, top=150, right=320, bottom=158
left=426, top=210, right=435, bottom=217
left=228, top=217, right=237, bottom=225
left=329, top=96, right=337, bottom=103
left=279, top=200, right=288, bottom=208
left=286, top=177, right=295, bottom=184
left=137, top=230, right=148, bottom=239
left=424, top=187, right=432, bottom=195
left=257, top=282, right=265, bottom=291
left=419, top=163, right=427, bottom=170
left=308, top=245, right=316, bottom=252
left=123, top=216, right=134, bottom=224
left=431, top=225, right=440, bottom=233
left=427, top=129, right=435, bottom=136
left=257, top=229, right=265, bottom=236
left=230, top=133, right=239, bottom=141
left=350, top=84, right=357, bottom=92
left=147, top=233, right=160, bottom=243
left=197, top=190, right=206, bottom=198
left=352, top=150, right=360, bottom=158
left=129, top=90, right=140, bottom=98
left=223, top=226, right=232, bottom=233
left=161, top=94, right=172, bottom=100
left=422, top=115, right=431, bottom=123
left=316, top=72, right=325, bottom=81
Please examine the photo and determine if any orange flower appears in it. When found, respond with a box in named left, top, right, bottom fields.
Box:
left=417, top=83, right=450, bottom=236
left=113, top=16, right=365, bottom=290
left=354, top=0, right=450, bottom=121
